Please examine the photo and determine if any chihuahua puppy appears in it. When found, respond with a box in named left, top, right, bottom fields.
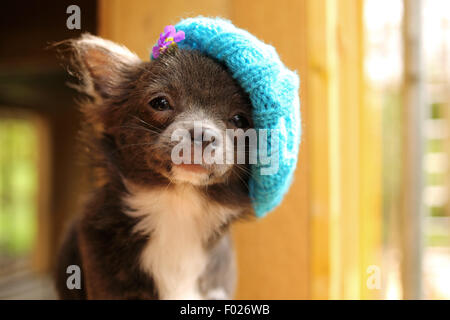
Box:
left=55, top=34, right=254, bottom=300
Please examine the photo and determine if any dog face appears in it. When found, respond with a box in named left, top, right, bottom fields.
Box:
left=67, top=35, right=253, bottom=189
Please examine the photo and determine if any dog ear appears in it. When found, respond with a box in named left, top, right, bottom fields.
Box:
left=67, top=33, right=141, bottom=100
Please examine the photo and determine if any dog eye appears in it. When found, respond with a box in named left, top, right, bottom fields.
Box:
left=149, top=97, right=172, bottom=111
left=230, top=114, right=250, bottom=129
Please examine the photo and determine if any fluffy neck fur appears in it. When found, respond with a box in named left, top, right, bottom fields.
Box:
left=124, top=182, right=238, bottom=299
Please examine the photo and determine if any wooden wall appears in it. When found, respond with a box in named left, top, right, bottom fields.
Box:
left=0, top=0, right=97, bottom=272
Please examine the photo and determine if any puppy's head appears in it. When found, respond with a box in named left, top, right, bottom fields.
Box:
left=67, top=34, right=253, bottom=191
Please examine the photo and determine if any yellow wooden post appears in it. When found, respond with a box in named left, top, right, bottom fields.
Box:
left=336, top=0, right=383, bottom=300
left=335, top=0, right=363, bottom=299
left=308, top=0, right=382, bottom=299
left=306, top=0, right=333, bottom=299
left=359, top=10, right=383, bottom=301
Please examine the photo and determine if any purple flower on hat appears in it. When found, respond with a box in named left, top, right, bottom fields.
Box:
left=152, top=25, right=185, bottom=59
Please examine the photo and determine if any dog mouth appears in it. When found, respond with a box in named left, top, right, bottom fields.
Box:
left=156, top=159, right=231, bottom=186
left=169, top=162, right=215, bottom=186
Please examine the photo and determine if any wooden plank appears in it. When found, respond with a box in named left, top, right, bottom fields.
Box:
left=336, top=0, right=383, bottom=300
left=335, top=0, right=362, bottom=299
left=305, top=0, right=333, bottom=299
left=325, top=0, right=343, bottom=300
left=359, top=6, right=383, bottom=300
left=307, top=0, right=383, bottom=299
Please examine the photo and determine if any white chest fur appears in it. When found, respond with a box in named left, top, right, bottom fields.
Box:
left=123, top=183, right=235, bottom=300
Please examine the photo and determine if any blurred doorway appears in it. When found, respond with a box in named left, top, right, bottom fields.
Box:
left=0, top=0, right=97, bottom=299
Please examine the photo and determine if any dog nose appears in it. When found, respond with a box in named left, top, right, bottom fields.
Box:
left=188, top=128, right=217, bottom=150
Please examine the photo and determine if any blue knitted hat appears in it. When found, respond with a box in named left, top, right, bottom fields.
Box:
left=152, top=17, right=301, bottom=217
